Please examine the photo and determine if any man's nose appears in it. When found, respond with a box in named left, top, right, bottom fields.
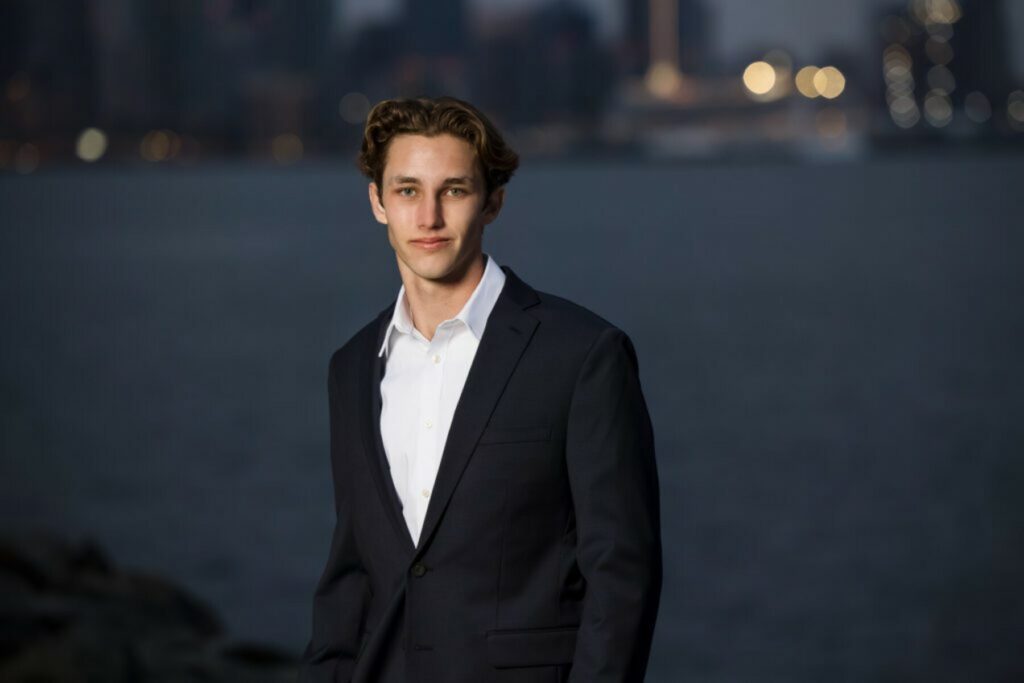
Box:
left=417, top=193, right=444, bottom=228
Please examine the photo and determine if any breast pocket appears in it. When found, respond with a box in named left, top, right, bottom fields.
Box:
left=478, top=425, right=552, bottom=445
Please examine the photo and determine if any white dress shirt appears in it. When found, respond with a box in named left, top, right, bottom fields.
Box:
left=377, top=252, right=507, bottom=546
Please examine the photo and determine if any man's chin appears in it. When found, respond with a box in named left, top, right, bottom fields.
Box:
left=399, top=247, right=478, bottom=284
left=405, top=259, right=454, bottom=283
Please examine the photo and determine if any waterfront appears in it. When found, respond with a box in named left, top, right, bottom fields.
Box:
left=2, top=155, right=1022, bottom=680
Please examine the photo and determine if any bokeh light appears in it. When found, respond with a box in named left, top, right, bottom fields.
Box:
left=743, top=61, right=776, bottom=97
left=795, top=66, right=820, bottom=98
left=924, top=90, right=953, bottom=127
left=890, top=94, right=921, bottom=129
left=14, top=142, right=39, bottom=174
left=76, top=128, right=108, bottom=162
left=884, top=45, right=913, bottom=87
left=646, top=61, right=684, bottom=99
left=271, top=133, right=303, bottom=165
left=925, top=36, right=954, bottom=65
left=883, top=42, right=918, bottom=128
left=964, top=92, right=991, bottom=124
left=927, top=65, right=956, bottom=94
left=813, top=66, right=846, bottom=99
left=911, top=0, right=962, bottom=26
left=140, top=130, right=181, bottom=162
left=339, top=92, right=371, bottom=124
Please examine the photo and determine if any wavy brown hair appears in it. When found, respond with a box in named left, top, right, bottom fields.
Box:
left=357, top=96, right=519, bottom=200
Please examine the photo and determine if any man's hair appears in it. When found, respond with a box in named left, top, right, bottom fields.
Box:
left=357, top=96, right=519, bottom=199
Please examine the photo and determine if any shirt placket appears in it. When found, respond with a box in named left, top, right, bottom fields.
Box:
left=412, top=323, right=449, bottom=539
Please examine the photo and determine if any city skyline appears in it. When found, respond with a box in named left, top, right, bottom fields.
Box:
left=340, top=0, right=1024, bottom=74
left=2, top=0, right=1023, bottom=173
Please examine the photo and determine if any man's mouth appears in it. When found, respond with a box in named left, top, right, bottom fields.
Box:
left=411, top=238, right=451, bottom=250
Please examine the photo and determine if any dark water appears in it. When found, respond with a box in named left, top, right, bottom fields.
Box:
left=2, top=157, right=1023, bottom=681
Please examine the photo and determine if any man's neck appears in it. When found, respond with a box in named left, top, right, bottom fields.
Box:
left=402, top=252, right=487, bottom=342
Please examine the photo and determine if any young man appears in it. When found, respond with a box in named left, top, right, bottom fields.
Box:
left=298, top=96, right=661, bottom=683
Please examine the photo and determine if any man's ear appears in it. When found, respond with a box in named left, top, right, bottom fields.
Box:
left=368, top=182, right=387, bottom=225
left=482, top=186, right=505, bottom=224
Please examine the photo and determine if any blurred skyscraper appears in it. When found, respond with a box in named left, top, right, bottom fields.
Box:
left=403, top=0, right=468, bottom=57
left=2, top=0, right=97, bottom=135
left=92, top=0, right=335, bottom=154
left=873, top=0, right=1018, bottom=136
left=951, top=0, right=1013, bottom=105
left=471, top=1, right=614, bottom=146
left=623, top=0, right=713, bottom=78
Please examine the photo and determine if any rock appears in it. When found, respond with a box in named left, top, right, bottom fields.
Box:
left=0, top=530, right=113, bottom=593
left=0, top=530, right=298, bottom=682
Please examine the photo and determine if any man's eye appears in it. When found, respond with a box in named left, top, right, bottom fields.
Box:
left=448, top=187, right=467, bottom=196
left=397, top=187, right=415, bottom=197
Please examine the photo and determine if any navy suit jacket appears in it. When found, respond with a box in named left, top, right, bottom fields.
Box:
left=298, top=264, right=662, bottom=683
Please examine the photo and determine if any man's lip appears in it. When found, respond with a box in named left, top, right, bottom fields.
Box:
left=411, top=238, right=450, bottom=244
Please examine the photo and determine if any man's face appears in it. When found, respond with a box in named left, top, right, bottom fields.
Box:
left=369, top=133, right=503, bottom=286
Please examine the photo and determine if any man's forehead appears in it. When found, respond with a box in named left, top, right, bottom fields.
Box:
left=382, top=134, right=482, bottom=184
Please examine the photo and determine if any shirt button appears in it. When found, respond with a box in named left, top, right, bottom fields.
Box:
left=425, top=419, right=433, bottom=429
left=421, top=488, right=430, bottom=498
left=432, top=354, right=441, bottom=364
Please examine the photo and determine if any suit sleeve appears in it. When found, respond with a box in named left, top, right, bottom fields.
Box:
left=565, top=327, right=663, bottom=682
left=298, top=351, right=372, bottom=683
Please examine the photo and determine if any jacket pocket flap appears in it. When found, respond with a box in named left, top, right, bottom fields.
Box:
left=478, top=426, right=551, bottom=445
left=485, top=625, right=578, bottom=668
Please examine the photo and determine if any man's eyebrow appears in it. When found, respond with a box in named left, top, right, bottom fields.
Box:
left=387, top=175, right=475, bottom=185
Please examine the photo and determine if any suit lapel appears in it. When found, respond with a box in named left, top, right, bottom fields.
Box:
left=415, top=266, right=540, bottom=556
left=358, top=265, right=542, bottom=559
left=360, top=304, right=417, bottom=553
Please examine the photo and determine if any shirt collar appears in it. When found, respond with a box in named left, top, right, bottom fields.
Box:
left=377, top=252, right=507, bottom=357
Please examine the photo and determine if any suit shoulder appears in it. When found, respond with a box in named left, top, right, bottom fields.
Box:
left=526, top=288, right=641, bottom=381
left=530, top=288, right=626, bottom=342
left=529, top=289, right=644, bottom=382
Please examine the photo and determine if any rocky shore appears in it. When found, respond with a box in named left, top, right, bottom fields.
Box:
left=0, top=530, right=299, bottom=682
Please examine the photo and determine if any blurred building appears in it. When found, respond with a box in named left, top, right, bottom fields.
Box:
left=1, top=0, right=97, bottom=136
left=622, top=0, right=713, bottom=78
left=951, top=0, right=1013, bottom=111
left=471, top=1, right=615, bottom=153
left=872, top=0, right=1021, bottom=139
left=2, top=0, right=1022, bottom=170
left=404, top=0, right=468, bottom=57
left=336, top=0, right=471, bottom=115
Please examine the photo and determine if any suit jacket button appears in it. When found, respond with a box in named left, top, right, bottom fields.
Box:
left=411, top=562, right=427, bottom=578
